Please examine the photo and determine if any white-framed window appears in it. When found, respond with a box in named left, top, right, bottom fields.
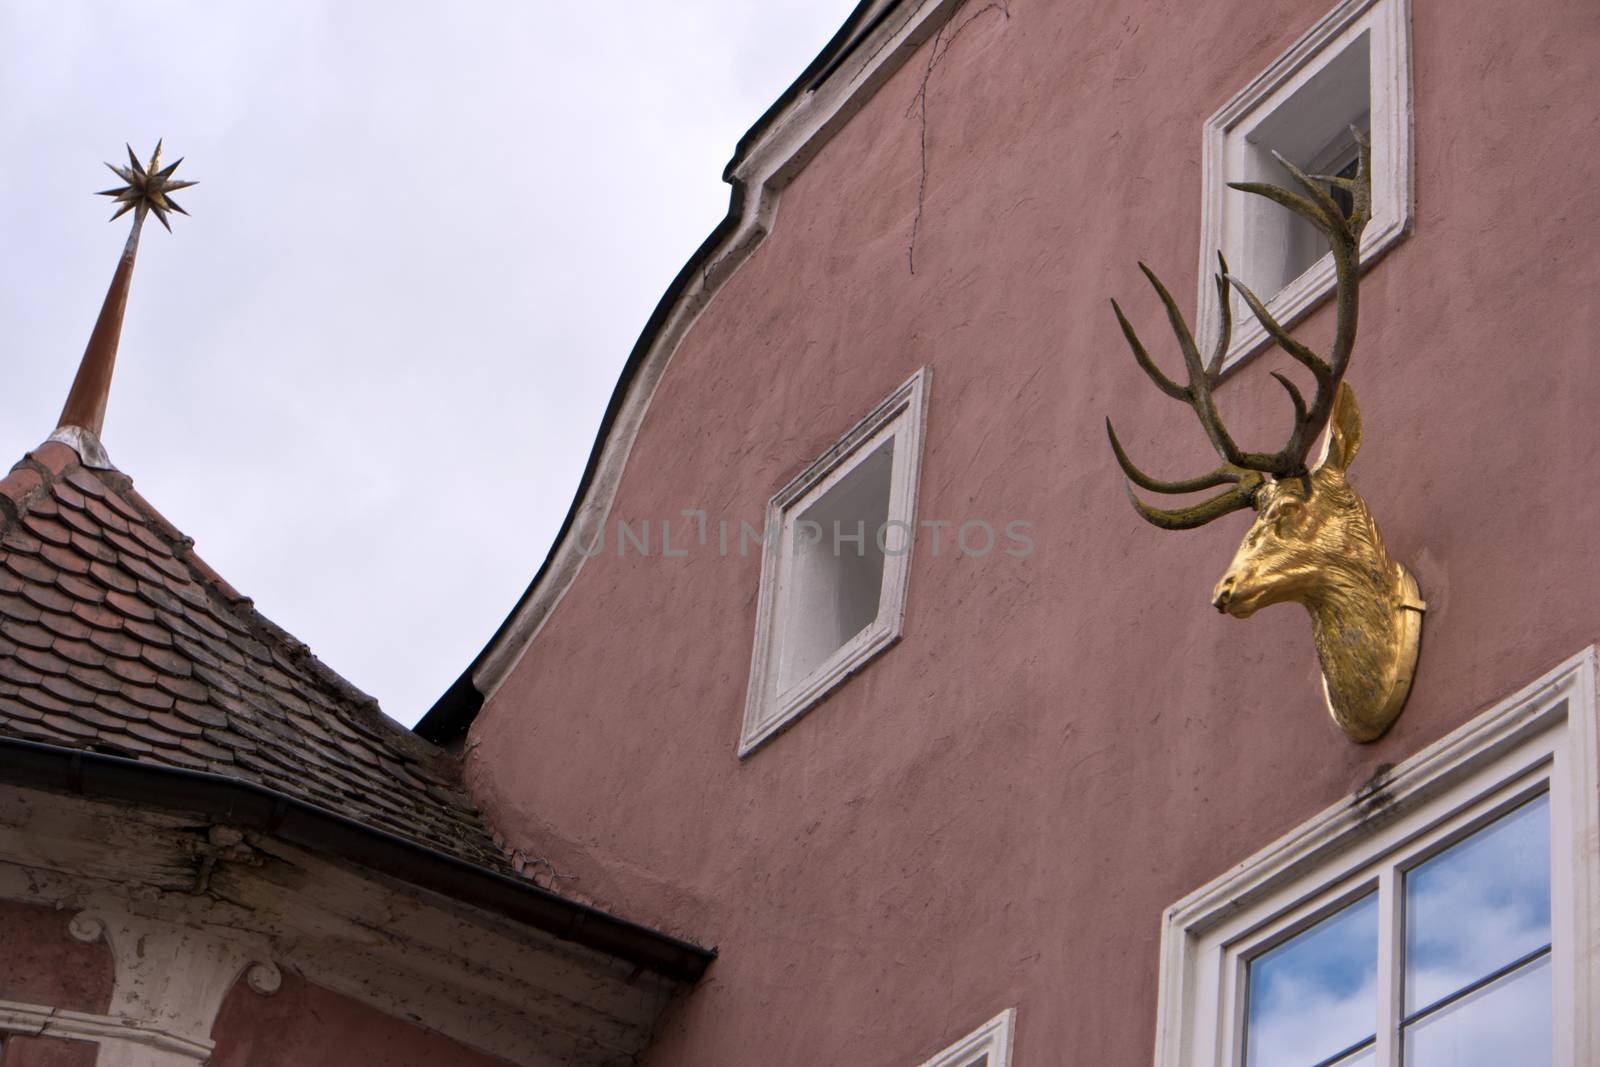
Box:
left=1153, top=649, right=1600, bottom=1067
left=1197, top=0, right=1413, bottom=368
left=739, top=368, right=929, bottom=756
left=915, top=1008, right=1016, bottom=1067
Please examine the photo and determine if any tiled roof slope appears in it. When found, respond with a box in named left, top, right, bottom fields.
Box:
left=0, top=440, right=508, bottom=872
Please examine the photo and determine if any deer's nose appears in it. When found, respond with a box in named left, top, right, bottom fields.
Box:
left=1212, top=575, right=1236, bottom=613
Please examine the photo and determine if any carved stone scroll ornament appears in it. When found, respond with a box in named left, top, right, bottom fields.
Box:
left=55, top=908, right=280, bottom=1065
left=67, top=912, right=106, bottom=945
left=245, top=961, right=283, bottom=997
left=1104, top=131, right=1423, bottom=742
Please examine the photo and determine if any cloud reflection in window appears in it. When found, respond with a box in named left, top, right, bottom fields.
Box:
left=1245, top=892, right=1378, bottom=1067
left=1404, top=792, right=1551, bottom=1012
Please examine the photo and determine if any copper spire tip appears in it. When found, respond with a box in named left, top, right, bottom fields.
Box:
left=53, top=142, right=198, bottom=461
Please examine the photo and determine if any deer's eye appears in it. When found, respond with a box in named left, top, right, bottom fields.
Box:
left=1271, top=500, right=1303, bottom=532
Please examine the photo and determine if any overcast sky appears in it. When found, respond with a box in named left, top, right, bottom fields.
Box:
left=0, top=1, right=860, bottom=726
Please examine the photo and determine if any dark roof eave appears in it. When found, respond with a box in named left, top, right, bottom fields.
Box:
left=0, top=736, right=715, bottom=984
left=415, top=0, right=902, bottom=743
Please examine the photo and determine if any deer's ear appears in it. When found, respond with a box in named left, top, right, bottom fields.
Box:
left=1314, top=381, right=1363, bottom=473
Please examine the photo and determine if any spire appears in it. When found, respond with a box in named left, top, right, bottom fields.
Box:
left=51, top=141, right=196, bottom=468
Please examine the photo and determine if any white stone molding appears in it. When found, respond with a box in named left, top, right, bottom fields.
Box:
left=49, top=907, right=277, bottom=1064
left=0, top=1000, right=211, bottom=1067
left=2, top=904, right=249, bottom=1066
left=1152, top=647, right=1600, bottom=1067
left=472, top=0, right=966, bottom=705
left=915, top=1007, right=1016, bottom=1067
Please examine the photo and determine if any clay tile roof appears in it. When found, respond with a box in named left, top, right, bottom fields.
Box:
left=0, top=440, right=508, bottom=873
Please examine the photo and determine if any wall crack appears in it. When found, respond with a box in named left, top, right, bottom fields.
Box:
left=906, top=0, right=1011, bottom=275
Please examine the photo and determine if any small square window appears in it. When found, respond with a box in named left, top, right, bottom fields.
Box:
left=1153, top=649, right=1600, bottom=1067
left=1197, top=0, right=1412, bottom=368
left=740, top=369, right=929, bottom=756
left=777, top=436, right=895, bottom=693
left=915, top=1009, right=1015, bottom=1067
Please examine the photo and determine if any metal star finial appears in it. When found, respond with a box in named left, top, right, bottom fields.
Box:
left=95, top=139, right=197, bottom=231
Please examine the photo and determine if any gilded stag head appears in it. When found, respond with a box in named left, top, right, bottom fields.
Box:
left=1105, top=132, right=1423, bottom=742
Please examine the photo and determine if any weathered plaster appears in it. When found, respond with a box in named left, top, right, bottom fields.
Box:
left=0, top=785, right=678, bottom=1066
left=0, top=901, right=113, bottom=1014
left=0, top=1034, right=98, bottom=1066
left=90, top=913, right=264, bottom=1043
left=465, top=0, right=1600, bottom=1061
left=208, top=969, right=512, bottom=1067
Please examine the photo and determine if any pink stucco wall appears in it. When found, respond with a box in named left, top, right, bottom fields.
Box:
left=0, top=1036, right=97, bottom=1067
left=208, top=970, right=511, bottom=1067
left=467, top=0, right=1600, bottom=1062
left=0, top=901, right=113, bottom=1015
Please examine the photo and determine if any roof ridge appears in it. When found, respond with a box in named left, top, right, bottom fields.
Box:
left=105, top=479, right=461, bottom=776
left=8, top=442, right=439, bottom=743
left=59, top=445, right=464, bottom=781
left=1, top=437, right=495, bottom=865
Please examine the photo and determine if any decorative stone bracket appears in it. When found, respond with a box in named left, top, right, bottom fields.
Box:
left=0, top=909, right=279, bottom=1066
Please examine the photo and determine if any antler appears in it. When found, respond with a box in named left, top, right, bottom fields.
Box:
left=1106, top=128, right=1372, bottom=529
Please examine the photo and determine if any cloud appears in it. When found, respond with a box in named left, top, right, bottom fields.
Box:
left=0, top=0, right=862, bottom=724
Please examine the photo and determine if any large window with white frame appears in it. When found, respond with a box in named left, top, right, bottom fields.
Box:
left=1197, top=0, right=1412, bottom=368
left=740, top=368, right=929, bottom=756
left=1154, top=649, right=1600, bottom=1067
left=915, top=1008, right=1015, bottom=1067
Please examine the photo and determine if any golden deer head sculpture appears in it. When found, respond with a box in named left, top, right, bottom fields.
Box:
left=1105, top=132, right=1423, bottom=742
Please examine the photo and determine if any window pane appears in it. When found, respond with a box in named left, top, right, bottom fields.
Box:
left=777, top=437, right=894, bottom=689
left=1326, top=1047, right=1374, bottom=1067
left=1402, top=953, right=1551, bottom=1066
left=1246, top=892, right=1378, bottom=1067
left=1404, top=792, right=1551, bottom=1011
